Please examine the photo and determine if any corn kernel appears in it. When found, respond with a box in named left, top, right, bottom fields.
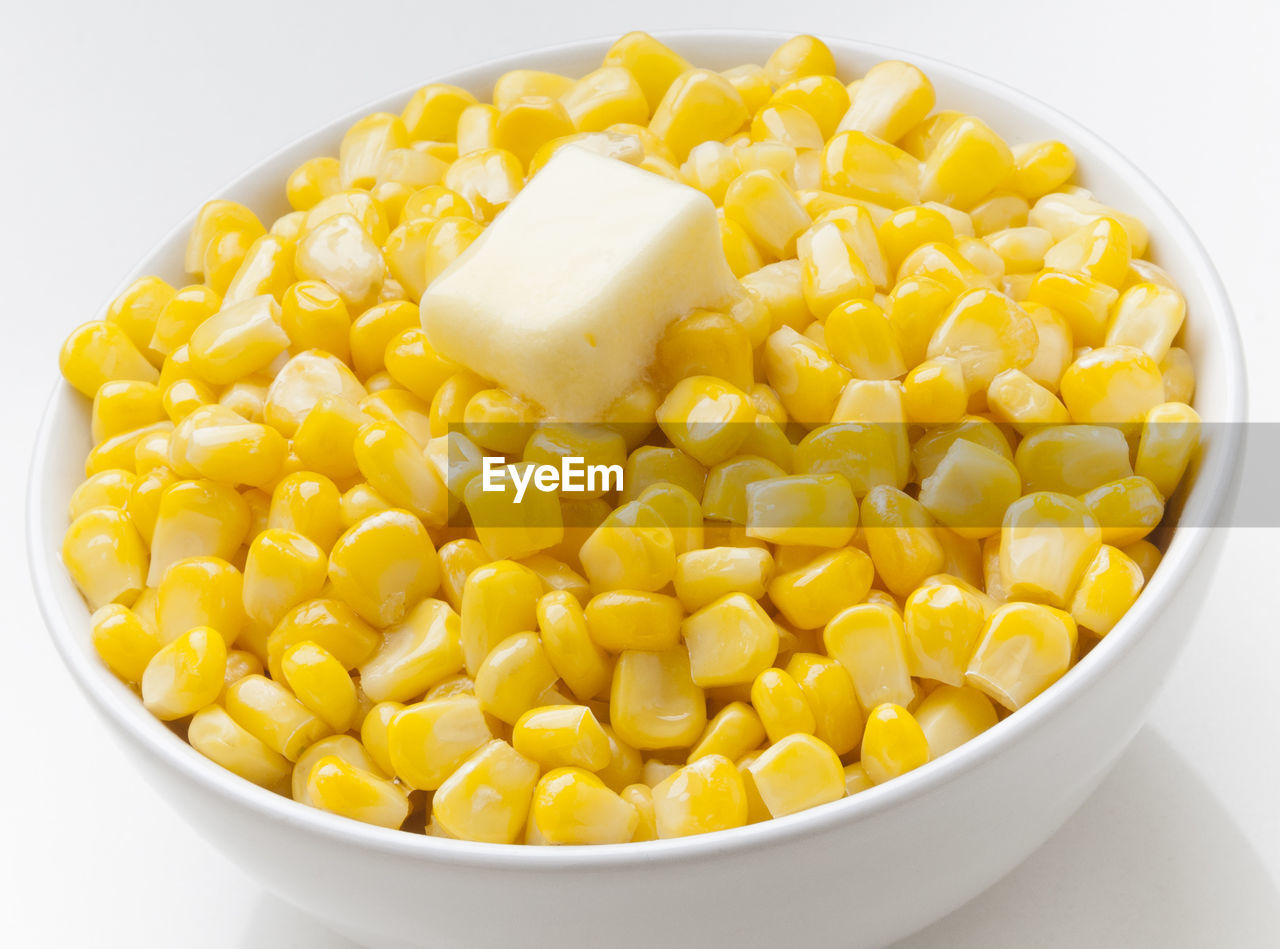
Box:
left=154, top=555, right=243, bottom=645
left=474, top=631, right=558, bottom=725
left=359, top=597, right=463, bottom=703
left=1106, top=283, right=1185, bottom=362
left=926, top=289, right=1037, bottom=393
left=746, top=732, right=844, bottom=817
left=91, top=603, right=165, bottom=683
left=681, top=592, right=778, bottom=688
left=861, top=703, right=930, bottom=784
left=402, top=83, right=477, bottom=142
left=765, top=35, right=836, bottom=87
left=861, top=486, right=946, bottom=597
left=387, top=694, right=492, bottom=789
left=528, top=768, right=640, bottom=845
left=673, top=546, right=774, bottom=611
left=1000, top=492, right=1101, bottom=608
left=745, top=472, right=856, bottom=547
left=965, top=602, right=1076, bottom=710
left=610, top=645, right=706, bottom=750
left=652, top=754, right=748, bottom=838
left=1060, top=345, right=1165, bottom=425
left=267, top=598, right=381, bottom=683
left=821, top=131, right=920, bottom=208
left=514, top=704, right=612, bottom=772
left=141, top=625, right=227, bottom=721
left=306, top=754, right=409, bottom=829
left=1068, top=545, right=1145, bottom=636
left=784, top=653, right=862, bottom=754
left=432, top=740, right=539, bottom=843
left=328, top=509, right=439, bottom=627
left=1009, top=141, right=1076, bottom=199
left=444, top=148, right=524, bottom=222
left=769, top=546, right=874, bottom=630
left=750, top=667, right=815, bottom=743
left=1027, top=269, right=1119, bottom=348
left=688, top=701, right=766, bottom=763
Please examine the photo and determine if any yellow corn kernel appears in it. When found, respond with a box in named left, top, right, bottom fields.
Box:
left=260, top=352, right=363, bottom=438
left=241, top=529, right=327, bottom=633
left=180, top=414, right=288, bottom=488
left=147, top=479, right=250, bottom=587
left=1060, top=345, right=1165, bottom=425
left=682, top=141, right=742, bottom=206
left=838, top=761, right=873, bottom=796
left=982, top=226, right=1052, bottom=275
left=745, top=384, right=785, bottom=426
left=610, top=645, right=706, bottom=750
left=721, top=169, right=810, bottom=262
left=825, top=303, right=906, bottom=387
left=860, top=703, right=929, bottom=785
left=1068, top=545, right=1145, bottom=636
left=400, top=184, right=474, bottom=229
left=559, top=66, right=647, bottom=132
left=153, top=554, right=242, bottom=644
left=741, top=258, right=807, bottom=333
left=765, top=34, right=836, bottom=86
left=821, top=130, right=921, bottom=209
left=286, top=157, right=342, bottom=211
left=69, top=468, right=136, bottom=520
left=160, top=376, right=216, bottom=422
left=223, top=672, right=331, bottom=760
left=62, top=506, right=148, bottom=610
left=1014, top=423, right=1132, bottom=496
left=925, top=288, right=1037, bottom=393
left=745, top=472, right=857, bottom=548
left=346, top=300, right=417, bottom=380
left=768, top=547, right=873, bottom=630
left=700, top=456, right=784, bottom=526
left=649, top=69, right=748, bottom=162
left=784, top=652, right=861, bottom=755
left=358, top=597, right=463, bottom=704
left=302, top=189, right=390, bottom=243
left=1027, top=298, right=1079, bottom=385
left=292, top=397, right=367, bottom=482
left=1001, top=492, right=1102, bottom=608
left=375, top=148, right=447, bottom=193
left=877, top=204, right=955, bottom=273
left=455, top=103, right=499, bottom=155
left=628, top=483, right=701, bottom=557
left=305, top=755, right=409, bottom=829
left=387, top=694, right=492, bottom=789
left=902, top=356, right=967, bottom=424
left=528, top=768, right=640, bottom=845
left=986, top=368, right=1070, bottom=433
left=267, top=598, right=381, bottom=683
left=1009, top=141, right=1076, bottom=199
left=532, top=590, right=609, bottom=702
left=882, top=277, right=953, bottom=371
left=652, top=754, right=748, bottom=838
left=576, top=499, right=675, bottom=594
left=764, top=326, right=853, bottom=424
left=581, top=589, right=681, bottom=653
left=517, top=554, right=589, bottom=606
left=1159, top=347, right=1196, bottom=405
left=838, top=58, right=932, bottom=140
left=1107, top=283, right=1186, bottom=363
left=965, top=602, right=1076, bottom=710
left=955, top=236, right=1006, bottom=284
left=717, top=62, right=770, bottom=116
left=794, top=218, right=874, bottom=318
left=140, top=625, right=227, bottom=721
left=435, top=538, right=489, bottom=613
left=266, top=471, right=342, bottom=552
left=1117, top=540, right=1161, bottom=587
left=688, top=701, right=765, bottom=764
left=750, top=667, right=815, bottom=743
left=474, top=632, right=558, bottom=725
left=764, top=74, right=847, bottom=139
left=59, top=319, right=159, bottom=398
left=1079, top=475, right=1164, bottom=547
left=746, top=732, right=845, bottom=818
left=912, top=416, right=1013, bottom=480
left=827, top=596, right=919, bottom=705
left=432, top=739, right=540, bottom=842
left=489, top=68, right=573, bottom=110
left=901, top=577, right=987, bottom=684
left=459, top=559, right=542, bottom=676
left=678, top=592, right=777, bottom=688
left=919, top=115, right=1013, bottom=210
left=916, top=437, right=1022, bottom=540
left=463, top=459, right=565, bottom=563
left=279, top=641, right=358, bottom=732
left=672, top=546, right=774, bottom=612
left=401, top=83, right=476, bottom=142
left=132, top=427, right=172, bottom=475
left=861, top=486, right=947, bottom=597
left=291, top=734, right=384, bottom=805
left=91, top=603, right=165, bottom=683
left=223, top=234, right=296, bottom=307
left=328, top=509, right=440, bottom=628
left=912, top=684, right=998, bottom=758
left=349, top=421, right=446, bottom=527
left=146, top=285, right=217, bottom=358
left=654, top=307, right=754, bottom=392
left=655, top=375, right=754, bottom=467
left=597, top=32, right=689, bottom=111
left=1044, top=216, right=1131, bottom=288
left=358, top=701, right=404, bottom=776
left=181, top=295, right=285, bottom=387
left=1026, top=268, right=1119, bottom=348
left=122, top=465, right=173, bottom=545
left=580, top=722, right=639, bottom=794
left=185, top=200, right=265, bottom=291
left=513, top=704, right=612, bottom=772
left=379, top=329, right=454, bottom=406
left=280, top=280, right=351, bottom=361
left=491, top=96, right=573, bottom=168
left=1136, top=401, right=1199, bottom=499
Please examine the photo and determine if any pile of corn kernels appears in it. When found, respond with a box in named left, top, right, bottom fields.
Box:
left=58, top=32, right=1199, bottom=844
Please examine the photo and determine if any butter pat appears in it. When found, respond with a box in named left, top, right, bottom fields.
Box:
left=420, top=147, right=744, bottom=420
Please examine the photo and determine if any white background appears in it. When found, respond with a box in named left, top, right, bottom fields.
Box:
left=3, top=1, right=1278, bottom=946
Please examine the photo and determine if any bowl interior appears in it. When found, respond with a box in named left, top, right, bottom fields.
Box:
left=28, top=31, right=1246, bottom=864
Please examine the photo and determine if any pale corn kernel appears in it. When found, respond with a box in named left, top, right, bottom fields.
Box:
left=912, top=684, right=998, bottom=758
left=1028, top=191, right=1148, bottom=257
left=837, top=60, right=933, bottom=144
left=387, top=694, right=492, bottom=789
left=1069, top=545, right=1145, bottom=636
left=474, top=631, right=559, bottom=725
left=1014, top=424, right=1132, bottom=495
left=682, top=592, right=779, bottom=687
left=742, top=259, right=809, bottom=332
left=1106, top=283, right=1185, bottom=362
left=1079, top=476, right=1165, bottom=547
left=861, top=703, right=930, bottom=785
left=431, top=740, right=540, bottom=843
left=987, top=368, right=1070, bottom=433
left=918, top=437, right=1022, bottom=539
left=723, top=169, right=811, bottom=260
left=825, top=602, right=915, bottom=708
left=965, top=602, right=1077, bottom=710
left=747, top=732, right=845, bottom=817
left=652, top=754, right=748, bottom=838
left=750, top=667, right=815, bottom=743
left=769, top=547, right=874, bottom=629
left=141, top=626, right=228, bottom=721
left=358, top=598, right=463, bottom=703
left=1136, top=401, right=1199, bottom=498
left=1159, top=347, right=1196, bottom=405
left=189, top=703, right=291, bottom=788
left=609, top=645, right=706, bottom=750
left=969, top=193, right=1030, bottom=236
left=514, top=705, right=612, bottom=772
left=983, top=226, right=1053, bottom=273
left=673, top=546, right=774, bottom=611
left=1000, top=492, right=1101, bottom=608
left=688, top=701, right=766, bottom=763
left=844, top=762, right=875, bottom=796
left=746, top=473, right=857, bottom=547
left=721, top=64, right=774, bottom=117
left=1022, top=303, right=1074, bottom=390
left=751, top=102, right=824, bottom=150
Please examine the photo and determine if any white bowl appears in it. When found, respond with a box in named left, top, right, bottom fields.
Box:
left=28, top=31, right=1247, bottom=949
